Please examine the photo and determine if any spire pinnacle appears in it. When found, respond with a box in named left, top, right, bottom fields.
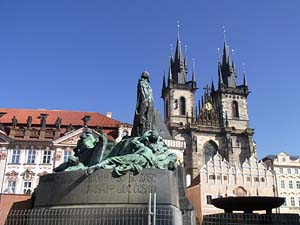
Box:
left=243, top=63, right=248, bottom=86
left=222, top=26, right=227, bottom=43
left=177, top=20, right=181, bottom=40
left=162, top=72, right=166, bottom=89
left=218, top=62, right=224, bottom=86
left=168, top=65, right=172, bottom=81
left=192, top=58, right=196, bottom=82
left=211, top=79, right=215, bottom=92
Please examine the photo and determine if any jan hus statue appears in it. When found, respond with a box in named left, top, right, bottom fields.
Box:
left=131, top=71, right=154, bottom=137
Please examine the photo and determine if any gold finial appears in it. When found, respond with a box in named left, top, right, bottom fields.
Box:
left=177, top=20, right=181, bottom=41
left=222, top=25, right=226, bottom=42
left=192, top=58, right=195, bottom=69
left=217, top=48, right=221, bottom=61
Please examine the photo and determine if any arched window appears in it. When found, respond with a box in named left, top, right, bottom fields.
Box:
left=232, top=101, right=239, bottom=118
left=165, top=100, right=169, bottom=118
left=180, top=97, right=186, bottom=115
left=203, top=140, right=218, bottom=164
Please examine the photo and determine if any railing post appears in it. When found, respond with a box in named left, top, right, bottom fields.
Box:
left=148, top=192, right=152, bottom=225
left=148, top=192, right=157, bottom=225
left=153, top=192, right=156, bottom=225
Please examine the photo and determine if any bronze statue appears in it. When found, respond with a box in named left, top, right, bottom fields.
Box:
left=131, top=71, right=154, bottom=137
left=54, top=71, right=177, bottom=176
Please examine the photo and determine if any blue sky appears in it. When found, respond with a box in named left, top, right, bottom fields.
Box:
left=0, top=1, right=300, bottom=158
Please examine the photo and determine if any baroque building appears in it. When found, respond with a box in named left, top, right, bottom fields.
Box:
left=0, top=108, right=132, bottom=195
left=263, top=152, right=300, bottom=215
left=161, top=33, right=256, bottom=179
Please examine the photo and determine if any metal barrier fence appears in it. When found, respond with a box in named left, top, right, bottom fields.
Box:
left=1, top=207, right=183, bottom=225
left=202, top=213, right=300, bottom=225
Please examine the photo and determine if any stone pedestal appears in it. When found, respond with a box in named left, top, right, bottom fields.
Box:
left=26, top=168, right=195, bottom=225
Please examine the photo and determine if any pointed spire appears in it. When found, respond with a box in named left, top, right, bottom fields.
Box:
left=198, top=100, right=201, bottom=115
left=243, top=63, right=248, bottom=86
left=218, top=62, right=224, bottom=86
left=217, top=48, right=221, bottom=63
left=168, top=65, right=172, bottom=81
left=175, top=21, right=183, bottom=61
left=192, top=58, right=196, bottom=82
left=220, top=27, right=236, bottom=88
left=222, top=41, right=231, bottom=65
left=211, top=79, right=215, bottom=92
left=184, top=44, right=188, bottom=67
left=162, top=72, right=166, bottom=89
left=169, top=44, right=174, bottom=66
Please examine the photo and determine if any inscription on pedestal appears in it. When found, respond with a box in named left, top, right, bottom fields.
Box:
left=34, top=169, right=178, bottom=207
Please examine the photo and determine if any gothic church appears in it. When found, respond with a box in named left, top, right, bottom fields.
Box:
left=161, top=33, right=256, bottom=179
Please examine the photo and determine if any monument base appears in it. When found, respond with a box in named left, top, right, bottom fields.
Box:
left=11, top=168, right=194, bottom=225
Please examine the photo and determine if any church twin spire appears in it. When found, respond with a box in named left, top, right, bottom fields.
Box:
left=162, top=24, right=197, bottom=96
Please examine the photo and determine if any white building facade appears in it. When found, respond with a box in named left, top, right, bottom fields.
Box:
left=187, top=152, right=276, bottom=222
left=264, top=152, right=300, bottom=215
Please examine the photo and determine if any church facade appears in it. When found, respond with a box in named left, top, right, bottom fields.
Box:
left=161, top=34, right=256, bottom=179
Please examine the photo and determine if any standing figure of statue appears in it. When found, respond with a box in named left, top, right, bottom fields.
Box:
left=132, top=71, right=154, bottom=137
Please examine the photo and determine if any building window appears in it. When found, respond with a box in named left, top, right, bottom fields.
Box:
left=279, top=168, right=283, bottom=173
left=291, top=197, right=295, bottom=207
left=296, top=181, right=300, bottom=189
left=27, top=150, right=36, bottom=164
left=42, top=150, right=51, bottom=164
left=295, top=168, right=299, bottom=174
left=63, top=151, right=72, bottom=162
left=289, top=181, right=293, bottom=189
left=7, top=181, right=16, bottom=193
left=287, top=168, right=291, bottom=174
left=254, top=177, right=259, bottom=182
left=165, top=100, right=169, bottom=118
left=11, top=150, right=21, bottom=164
left=231, top=101, right=239, bottom=118
left=206, top=195, right=212, bottom=205
left=281, top=180, right=285, bottom=189
left=260, top=177, right=265, bottom=182
left=179, top=97, right=186, bottom=115
left=23, top=181, right=32, bottom=195
left=282, top=157, right=286, bottom=162
left=209, top=175, right=215, bottom=180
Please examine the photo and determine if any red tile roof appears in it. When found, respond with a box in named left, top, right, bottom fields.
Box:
left=0, top=108, right=122, bottom=128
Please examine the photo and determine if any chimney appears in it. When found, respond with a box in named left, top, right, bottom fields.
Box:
left=106, top=112, right=112, bottom=118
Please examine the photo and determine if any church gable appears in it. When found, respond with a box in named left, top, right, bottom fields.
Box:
left=0, top=131, right=11, bottom=145
left=52, top=127, right=101, bottom=146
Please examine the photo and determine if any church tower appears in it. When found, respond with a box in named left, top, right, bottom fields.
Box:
left=162, top=34, right=255, bottom=179
left=212, top=40, right=255, bottom=166
left=161, top=33, right=197, bottom=132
